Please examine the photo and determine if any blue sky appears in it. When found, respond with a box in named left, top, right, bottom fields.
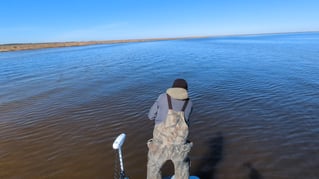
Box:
left=1, top=0, right=319, bottom=44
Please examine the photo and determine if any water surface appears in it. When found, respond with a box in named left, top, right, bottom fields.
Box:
left=1, top=32, right=319, bottom=178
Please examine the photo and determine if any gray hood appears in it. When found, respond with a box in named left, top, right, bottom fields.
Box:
left=166, top=87, right=188, bottom=100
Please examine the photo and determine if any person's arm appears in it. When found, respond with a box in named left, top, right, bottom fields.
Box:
left=148, top=96, right=160, bottom=120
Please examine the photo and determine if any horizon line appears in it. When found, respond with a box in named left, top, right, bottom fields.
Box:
left=1, top=30, right=318, bottom=52
left=1, top=30, right=319, bottom=45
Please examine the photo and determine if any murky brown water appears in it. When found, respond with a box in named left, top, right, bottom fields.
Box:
left=1, top=33, right=319, bottom=178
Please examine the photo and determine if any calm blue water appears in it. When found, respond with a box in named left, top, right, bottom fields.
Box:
left=0, top=32, right=319, bottom=178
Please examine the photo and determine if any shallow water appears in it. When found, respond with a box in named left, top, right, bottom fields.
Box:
left=1, top=32, right=319, bottom=178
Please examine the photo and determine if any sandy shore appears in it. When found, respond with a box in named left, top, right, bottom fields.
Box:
left=0, top=37, right=201, bottom=52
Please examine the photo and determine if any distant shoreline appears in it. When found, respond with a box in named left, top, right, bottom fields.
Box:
left=0, top=38, right=181, bottom=52
left=0, top=31, right=317, bottom=52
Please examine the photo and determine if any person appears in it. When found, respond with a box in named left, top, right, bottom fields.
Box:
left=147, top=79, right=193, bottom=179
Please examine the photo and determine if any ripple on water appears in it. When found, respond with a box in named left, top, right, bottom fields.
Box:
left=1, top=33, right=319, bottom=178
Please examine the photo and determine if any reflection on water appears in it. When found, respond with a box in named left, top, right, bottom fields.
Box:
left=1, top=32, right=319, bottom=178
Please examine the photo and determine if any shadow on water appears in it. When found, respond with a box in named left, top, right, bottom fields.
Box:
left=194, top=132, right=224, bottom=179
left=243, top=162, right=263, bottom=179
